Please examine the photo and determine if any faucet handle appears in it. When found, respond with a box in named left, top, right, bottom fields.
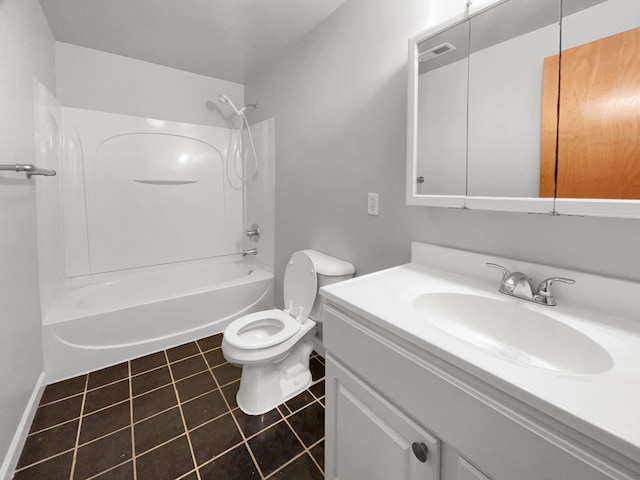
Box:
left=486, top=262, right=511, bottom=281
left=536, top=277, right=575, bottom=306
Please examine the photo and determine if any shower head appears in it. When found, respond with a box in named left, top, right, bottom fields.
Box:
left=218, top=94, right=244, bottom=116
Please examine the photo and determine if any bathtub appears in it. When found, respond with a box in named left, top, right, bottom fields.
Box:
left=42, top=257, right=273, bottom=382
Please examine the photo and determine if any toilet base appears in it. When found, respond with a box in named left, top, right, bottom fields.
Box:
left=235, top=334, right=315, bottom=415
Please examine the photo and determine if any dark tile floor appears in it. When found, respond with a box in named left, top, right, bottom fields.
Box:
left=14, top=334, right=326, bottom=480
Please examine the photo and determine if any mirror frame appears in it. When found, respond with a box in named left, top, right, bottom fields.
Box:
left=406, top=0, right=640, bottom=219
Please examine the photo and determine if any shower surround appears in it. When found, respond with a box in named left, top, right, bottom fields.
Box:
left=35, top=83, right=275, bottom=382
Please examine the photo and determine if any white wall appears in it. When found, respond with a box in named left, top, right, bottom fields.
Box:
left=245, top=0, right=435, bottom=306
left=0, top=0, right=55, bottom=470
left=246, top=0, right=640, bottom=308
left=55, top=42, right=244, bottom=127
left=562, top=0, right=640, bottom=50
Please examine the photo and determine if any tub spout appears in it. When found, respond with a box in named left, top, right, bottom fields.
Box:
left=242, top=248, right=258, bottom=256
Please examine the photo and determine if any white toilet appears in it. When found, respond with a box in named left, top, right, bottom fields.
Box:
left=222, top=249, right=355, bottom=415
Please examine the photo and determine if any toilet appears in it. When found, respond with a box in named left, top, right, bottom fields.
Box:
left=222, top=249, right=355, bottom=415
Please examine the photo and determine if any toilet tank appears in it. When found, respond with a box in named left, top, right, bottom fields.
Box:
left=301, top=249, right=356, bottom=322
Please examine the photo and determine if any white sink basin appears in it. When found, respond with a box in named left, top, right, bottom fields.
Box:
left=414, top=292, right=613, bottom=375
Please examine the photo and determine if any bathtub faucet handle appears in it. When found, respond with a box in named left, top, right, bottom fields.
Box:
left=245, top=223, right=260, bottom=242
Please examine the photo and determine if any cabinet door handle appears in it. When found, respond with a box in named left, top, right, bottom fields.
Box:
left=411, top=442, right=429, bottom=462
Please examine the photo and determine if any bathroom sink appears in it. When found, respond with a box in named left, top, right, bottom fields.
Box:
left=413, top=293, right=613, bottom=374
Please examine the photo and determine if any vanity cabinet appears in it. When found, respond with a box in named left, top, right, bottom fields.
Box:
left=324, top=303, right=632, bottom=480
left=329, top=356, right=493, bottom=480
left=329, top=358, right=440, bottom=480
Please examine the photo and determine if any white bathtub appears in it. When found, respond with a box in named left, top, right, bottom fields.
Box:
left=42, top=257, right=273, bottom=382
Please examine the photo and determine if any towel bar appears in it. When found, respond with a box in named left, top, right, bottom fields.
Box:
left=0, top=164, right=56, bottom=179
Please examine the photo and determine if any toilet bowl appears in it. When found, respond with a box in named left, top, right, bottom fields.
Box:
left=222, top=249, right=355, bottom=415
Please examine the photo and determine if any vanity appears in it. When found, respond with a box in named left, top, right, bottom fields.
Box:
left=321, top=243, right=640, bottom=480
left=320, top=1, right=640, bottom=476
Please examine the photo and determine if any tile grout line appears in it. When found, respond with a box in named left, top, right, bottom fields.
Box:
left=38, top=391, right=85, bottom=409
left=12, top=411, right=299, bottom=478
left=18, top=340, right=324, bottom=479
left=127, top=360, right=137, bottom=480
left=174, top=383, right=219, bottom=407
left=130, top=380, right=173, bottom=400
left=80, top=398, right=242, bottom=478
left=165, top=345, right=221, bottom=369
left=22, top=376, right=264, bottom=474
left=304, top=435, right=325, bottom=475
left=279, top=389, right=326, bottom=475
left=13, top=448, right=75, bottom=473
left=306, top=436, right=325, bottom=474
left=35, top=345, right=227, bottom=407
left=176, top=469, right=199, bottom=480
left=84, top=458, right=131, bottom=480
left=129, top=427, right=191, bottom=462
left=68, top=374, right=89, bottom=480
left=196, top=340, right=267, bottom=480
left=81, top=398, right=129, bottom=418
left=15, top=340, right=223, bottom=477
left=133, top=403, right=177, bottom=426
left=230, top=377, right=327, bottom=479
left=76, top=425, right=130, bottom=450
left=129, top=359, right=228, bottom=401
left=263, top=450, right=308, bottom=479
left=163, top=349, right=203, bottom=480
left=261, top=427, right=324, bottom=478
left=278, top=399, right=324, bottom=476
left=79, top=354, right=215, bottom=400
left=25, top=416, right=80, bottom=437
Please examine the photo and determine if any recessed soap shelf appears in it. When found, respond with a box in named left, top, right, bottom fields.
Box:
left=133, top=180, right=198, bottom=185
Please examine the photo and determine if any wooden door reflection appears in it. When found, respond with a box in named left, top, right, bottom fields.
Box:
left=540, top=27, right=640, bottom=199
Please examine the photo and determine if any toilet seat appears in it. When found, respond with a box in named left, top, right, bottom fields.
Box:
left=223, top=309, right=301, bottom=350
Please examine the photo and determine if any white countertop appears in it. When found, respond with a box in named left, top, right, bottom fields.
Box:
left=320, top=242, right=640, bottom=463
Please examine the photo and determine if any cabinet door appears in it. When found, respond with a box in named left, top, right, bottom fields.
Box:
left=457, top=457, right=492, bottom=480
left=326, top=358, right=440, bottom=480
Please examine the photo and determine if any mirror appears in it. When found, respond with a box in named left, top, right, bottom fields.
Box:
left=466, top=0, right=560, bottom=200
left=407, top=0, right=640, bottom=217
left=414, top=20, right=469, bottom=199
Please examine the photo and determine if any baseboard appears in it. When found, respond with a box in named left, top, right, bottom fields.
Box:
left=0, top=372, right=46, bottom=480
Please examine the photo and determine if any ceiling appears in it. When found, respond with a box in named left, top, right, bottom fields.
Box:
left=39, top=0, right=348, bottom=84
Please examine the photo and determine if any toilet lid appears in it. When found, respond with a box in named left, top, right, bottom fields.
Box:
left=223, top=309, right=301, bottom=350
left=283, top=251, right=318, bottom=318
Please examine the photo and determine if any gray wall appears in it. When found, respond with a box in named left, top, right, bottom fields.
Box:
left=0, top=0, right=55, bottom=465
left=55, top=42, right=244, bottom=128
left=245, top=0, right=640, bottom=307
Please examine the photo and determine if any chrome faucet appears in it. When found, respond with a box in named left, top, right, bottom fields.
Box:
left=242, top=248, right=258, bottom=256
left=486, top=263, right=574, bottom=306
